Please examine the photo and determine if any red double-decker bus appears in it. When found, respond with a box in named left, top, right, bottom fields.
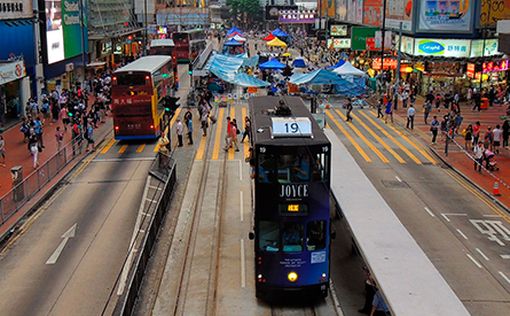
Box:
left=172, top=29, right=206, bottom=63
left=111, top=56, right=174, bottom=140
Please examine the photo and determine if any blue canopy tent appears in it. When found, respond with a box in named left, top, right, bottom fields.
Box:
left=292, top=58, right=307, bottom=68
left=272, top=28, right=288, bottom=37
left=326, top=59, right=345, bottom=70
left=224, top=38, right=243, bottom=46
left=233, top=73, right=270, bottom=87
left=242, top=56, right=259, bottom=67
left=205, top=54, right=269, bottom=87
left=289, top=69, right=366, bottom=97
left=259, top=59, right=286, bottom=70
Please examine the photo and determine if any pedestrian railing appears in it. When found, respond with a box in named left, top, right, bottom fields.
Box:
left=0, top=135, right=87, bottom=227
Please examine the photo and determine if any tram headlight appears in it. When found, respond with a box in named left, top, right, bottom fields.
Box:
left=287, top=271, right=298, bottom=282
left=321, top=273, right=327, bottom=282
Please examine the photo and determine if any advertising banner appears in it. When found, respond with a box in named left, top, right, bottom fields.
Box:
left=327, top=38, right=352, bottom=48
left=481, top=0, right=510, bottom=27
left=330, top=25, right=348, bottom=36
left=470, top=39, right=500, bottom=57
left=363, top=0, right=383, bottom=26
left=319, top=0, right=336, bottom=18
left=279, top=10, right=316, bottom=24
left=335, top=0, right=348, bottom=20
left=414, top=38, right=470, bottom=57
left=45, top=0, right=87, bottom=64
left=346, top=0, right=364, bottom=24
left=417, top=0, right=474, bottom=33
left=0, top=60, right=26, bottom=85
left=400, top=36, right=415, bottom=54
left=385, top=0, right=414, bottom=31
left=351, top=26, right=377, bottom=50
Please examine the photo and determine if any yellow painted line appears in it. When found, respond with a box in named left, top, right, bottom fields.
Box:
left=195, top=136, right=207, bottom=160
left=118, top=144, right=128, bottom=154
left=368, top=110, right=437, bottom=164
left=335, top=109, right=389, bottom=163
left=325, top=110, right=371, bottom=163
left=357, top=111, right=421, bottom=164
left=228, top=106, right=236, bottom=160
left=242, top=106, right=249, bottom=158
left=350, top=112, right=406, bottom=164
left=212, top=108, right=225, bottom=160
left=446, top=169, right=510, bottom=224
left=101, top=138, right=116, bottom=154
left=136, top=144, right=146, bottom=153
left=153, top=143, right=160, bottom=153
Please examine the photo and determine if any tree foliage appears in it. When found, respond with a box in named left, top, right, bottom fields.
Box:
left=226, top=0, right=263, bottom=24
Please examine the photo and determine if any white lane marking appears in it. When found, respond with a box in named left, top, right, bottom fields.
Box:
left=239, top=160, right=243, bottom=181
left=499, top=271, right=510, bottom=285
left=424, top=207, right=435, bottom=217
left=240, top=191, right=244, bottom=222
left=395, top=176, right=402, bottom=182
left=441, top=213, right=451, bottom=222
left=476, top=248, right=490, bottom=261
left=149, top=185, right=163, bottom=191
left=483, top=214, right=501, bottom=218
left=456, top=229, right=468, bottom=240
left=442, top=213, right=468, bottom=216
left=145, top=198, right=157, bottom=203
left=240, top=239, right=246, bottom=288
left=466, top=254, right=482, bottom=268
left=46, top=223, right=77, bottom=265
left=500, top=254, right=510, bottom=259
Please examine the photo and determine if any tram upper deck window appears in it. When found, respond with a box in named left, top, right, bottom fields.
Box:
left=277, top=154, right=311, bottom=183
left=259, top=221, right=280, bottom=252
left=257, top=150, right=328, bottom=183
left=306, top=221, right=326, bottom=251
left=282, top=222, right=304, bottom=252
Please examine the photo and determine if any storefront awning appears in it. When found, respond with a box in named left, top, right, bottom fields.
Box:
left=0, top=59, right=26, bottom=85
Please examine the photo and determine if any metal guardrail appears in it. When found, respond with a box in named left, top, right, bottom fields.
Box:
left=114, top=152, right=177, bottom=316
left=0, top=136, right=87, bottom=227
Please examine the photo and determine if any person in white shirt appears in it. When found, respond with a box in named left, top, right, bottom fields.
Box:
left=492, top=124, right=503, bottom=154
left=473, top=143, right=484, bottom=172
left=175, top=119, right=184, bottom=147
left=406, top=104, right=416, bottom=129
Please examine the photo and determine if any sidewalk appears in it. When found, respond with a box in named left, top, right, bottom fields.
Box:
left=393, top=97, right=510, bottom=210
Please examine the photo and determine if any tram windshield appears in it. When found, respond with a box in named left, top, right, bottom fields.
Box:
left=282, top=222, right=304, bottom=252
left=257, top=150, right=329, bottom=184
left=307, top=221, right=326, bottom=251
left=259, top=221, right=280, bottom=252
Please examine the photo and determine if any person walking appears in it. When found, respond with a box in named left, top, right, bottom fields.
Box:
left=55, top=126, right=64, bottom=153
left=224, top=116, right=232, bottom=150
left=430, top=116, right=440, bottom=144
left=200, top=110, right=209, bottom=137
left=229, top=121, right=240, bottom=152
left=473, top=143, right=484, bottom=173
left=473, top=121, right=481, bottom=146
left=376, top=98, right=384, bottom=118
left=33, top=116, right=44, bottom=149
left=345, top=100, right=353, bottom=122
left=186, top=116, right=193, bottom=145
left=86, top=123, right=95, bottom=151
left=502, top=120, right=510, bottom=148
left=406, top=104, right=415, bottom=129
left=241, top=116, right=252, bottom=143
left=464, top=124, right=473, bottom=152
left=175, top=119, right=184, bottom=147
left=28, top=131, right=39, bottom=169
left=0, top=134, right=6, bottom=167
left=492, top=124, right=502, bottom=154
left=424, top=100, right=432, bottom=124
left=370, top=288, right=390, bottom=316
left=384, top=99, right=393, bottom=124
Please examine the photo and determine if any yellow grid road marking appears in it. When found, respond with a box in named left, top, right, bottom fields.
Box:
left=101, top=138, right=116, bottom=154
left=212, top=108, right=225, bottom=160
left=368, top=110, right=437, bottom=164
left=136, top=144, right=146, bottom=153
left=350, top=112, right=406, bottom=164
left=357, top=111, right=421, bottom=164
left=325, top=110, right=372, bottom=163
left=118, top=144, right=128, bottom=154
left=335, top=109, right=389, bottom=163
left=195, top=136, right=207, bottom=160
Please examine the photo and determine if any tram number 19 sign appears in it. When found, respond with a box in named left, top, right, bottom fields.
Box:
left=271, top=117, right=313, bottom=138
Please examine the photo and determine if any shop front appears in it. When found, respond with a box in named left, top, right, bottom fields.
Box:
left=0, top=59, right=30, bottom=125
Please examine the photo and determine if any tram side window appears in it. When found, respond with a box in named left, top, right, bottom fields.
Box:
left=312, top=153, right=329, bottom=182
left=258, top=154, right=276, bottom=183
left=282, top=222, right=304, bottom=252
left=306, top=221, right=326, bottom=251
left=259, top=221, right=280, bottom=252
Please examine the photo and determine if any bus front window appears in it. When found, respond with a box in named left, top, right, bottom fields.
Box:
left=259, top=221, right=280, bottom=252
left=282, top=222, right=303, bottom=252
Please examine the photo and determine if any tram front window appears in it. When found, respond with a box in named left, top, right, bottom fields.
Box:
left=307, top=221, right=326, bottom=251
left=282, top=222, right=304, bottom=252
left=277, top=154, right=311, bottom=183
left=259, top=221, right=280, bottom=252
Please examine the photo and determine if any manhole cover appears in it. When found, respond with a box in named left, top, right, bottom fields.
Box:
left=381, top=180, right=409, bottom=189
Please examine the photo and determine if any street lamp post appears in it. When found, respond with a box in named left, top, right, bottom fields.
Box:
left=79, top=0, right=87, bottom=82
left=381, top=0, right=387, bottom=74
left=479, top=0, right=492, bottom=93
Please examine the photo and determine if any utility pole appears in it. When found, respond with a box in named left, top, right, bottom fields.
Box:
left=143, top=0, right=148, bottom=56
left=381, top=0, right=387, bottom=73
left=79, top=0, right=87, bottom=82
left=395, top=22, right=403, bottom=87
left=479, top=0, right=492, bottom=93
left=33, top=0, right=44, bottom=100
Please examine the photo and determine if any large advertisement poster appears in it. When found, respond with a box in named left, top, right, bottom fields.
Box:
left=385, top=0, right=413, bottom=31
left=45, top=0, right=87, bottom=64
left=363, top=0, right=383, bottom=26
left=417, top=0, right=474, bottom=33
left=346, top=0, right=364, bottom=24
left=319, top=0, right=336, bottom=18
left=335, top=0, right=347, bottom=20
left=481, top=0, right=510, bottom=27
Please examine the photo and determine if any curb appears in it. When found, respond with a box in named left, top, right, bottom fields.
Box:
left=0, top=128, right=112, bottom=245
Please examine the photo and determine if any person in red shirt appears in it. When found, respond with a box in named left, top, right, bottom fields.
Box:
left=473, top=121, right=481, bottom=146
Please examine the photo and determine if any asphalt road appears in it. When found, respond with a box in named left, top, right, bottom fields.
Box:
left=327, top=107, right=510, bottom=315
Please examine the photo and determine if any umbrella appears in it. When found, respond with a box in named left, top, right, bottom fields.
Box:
left=267, top=37, right=287, bottom=48
left=263, top=33, right=276, bottom=41
left=272, top=28, right=289, bottom=37
left=259, top=59, right=286, bottom=70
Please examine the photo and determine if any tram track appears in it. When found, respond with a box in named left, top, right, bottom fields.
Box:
left=173, top=105, right=229, bottom=316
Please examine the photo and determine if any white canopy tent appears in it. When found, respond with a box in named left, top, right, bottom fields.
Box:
left=332, top=61, right=367, bottom=77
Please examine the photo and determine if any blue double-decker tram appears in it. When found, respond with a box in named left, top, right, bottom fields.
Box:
left=248, top=96, right=331, bottom=300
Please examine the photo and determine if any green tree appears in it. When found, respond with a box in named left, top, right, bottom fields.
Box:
left=227, top=0, right=263, bottom=26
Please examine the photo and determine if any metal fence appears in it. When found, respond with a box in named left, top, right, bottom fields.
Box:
left=0, top=136, right=87, bottom=226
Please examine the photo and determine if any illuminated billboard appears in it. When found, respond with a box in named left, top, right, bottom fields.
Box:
left=45, top=0, right=87, bottom=64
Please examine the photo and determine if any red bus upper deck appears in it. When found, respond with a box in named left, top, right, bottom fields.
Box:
left=172, top=29, right=206, bottom=63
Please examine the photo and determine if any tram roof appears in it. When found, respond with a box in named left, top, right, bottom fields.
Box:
left=114, top=56, right=172, bottom=74
left=249, top=96, right=329, bottom=146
